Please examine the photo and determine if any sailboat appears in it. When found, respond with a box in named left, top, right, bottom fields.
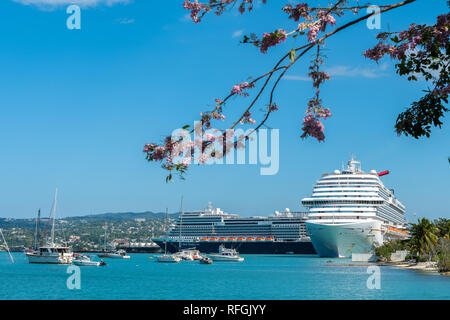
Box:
left=97, top=223, right=130, bottom=259
left=25, top=189, right=74, bottom=264
left=156, top=208, right=181, bottom=263
left=173, top=197, right=197, bottom=261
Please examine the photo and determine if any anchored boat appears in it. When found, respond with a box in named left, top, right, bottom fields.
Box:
left=25, top=189, right=74, bottom=264
left=156, top=207, right=181, bottom=263
left=209, top=245, right=244, bottom=262
left=98, top=249, right=130, bottom=259
left=72, top=254, right=106, bottom=266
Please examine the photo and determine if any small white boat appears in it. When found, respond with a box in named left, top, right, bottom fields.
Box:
left=199, top=256, right=213, bottom=264
left=72, top=254, right=106, bottom=267
left=98, top=249, right=130, bottom=259
left=97, top=223, right=130, bottom=259
left=156, top=254, right=181, bottom=263
left=209, top=245, right=244, bottom=262
left=181, top=249, right=201, bottom=260
left=174, top=250, right=195, bottom=261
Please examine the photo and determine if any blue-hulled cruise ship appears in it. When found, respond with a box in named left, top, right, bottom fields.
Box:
left=153, top=202, right=316, bottom=254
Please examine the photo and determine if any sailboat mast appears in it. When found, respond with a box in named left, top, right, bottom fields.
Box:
left=51, top=189, right=58, bottom=246
left=0, top=228, right=14, bottom=263
left=165, top=208, right=168, bottom=254
left=179, top=196, right=183, bottom=251
left=34, top=209, right=40, bottom=249
left=104, top=223, right=107, bottom=251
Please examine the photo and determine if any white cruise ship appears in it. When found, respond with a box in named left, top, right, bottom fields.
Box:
left=301, top=157, right=409, bottom=258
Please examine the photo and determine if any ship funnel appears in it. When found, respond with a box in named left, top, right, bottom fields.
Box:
left=377, top=170, right=389, bottom=177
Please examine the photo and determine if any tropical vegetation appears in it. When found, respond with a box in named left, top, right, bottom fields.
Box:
left=375, top=217, right=450, bottom=273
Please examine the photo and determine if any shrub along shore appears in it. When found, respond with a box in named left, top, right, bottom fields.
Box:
left=375, top=218, right=449, bottom=275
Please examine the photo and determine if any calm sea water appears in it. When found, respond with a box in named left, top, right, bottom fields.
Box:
left=1, top=252, right=449, bottom=300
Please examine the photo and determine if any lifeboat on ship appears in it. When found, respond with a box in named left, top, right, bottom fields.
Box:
left=387, top=227, right=410, bottom=236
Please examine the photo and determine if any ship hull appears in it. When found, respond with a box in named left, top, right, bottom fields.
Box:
left=153, top=239, right=316, bottom=254
left=25, top=253, right=73, bottom=264
left=305, top=220, right=381, bottom=258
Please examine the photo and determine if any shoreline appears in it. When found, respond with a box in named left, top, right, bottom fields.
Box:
left=381, top=261, right=450, bottom=275
left=324, top=259, right=449, bottom=276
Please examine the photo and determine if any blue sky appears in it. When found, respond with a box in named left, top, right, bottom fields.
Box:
left=0, top=0, right=448, bottom=220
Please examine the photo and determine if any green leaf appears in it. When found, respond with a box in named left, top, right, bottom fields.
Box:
left=289, top=49, right=296, bottom=63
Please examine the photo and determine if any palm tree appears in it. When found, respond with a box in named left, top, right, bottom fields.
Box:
left=434, top=218, right=450, bottom=239
left=409, top=218, right=439, bottom=257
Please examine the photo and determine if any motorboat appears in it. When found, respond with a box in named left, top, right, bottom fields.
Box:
left=26, top=245, right=74, bottom=264
left=199, top=256, right=213, bottom=264
left=98, top=249, right=130, bottom=259
left=156, top=254, right=181, bottom=263
left=209, top=245, right=244, bottom=262
left=72, top=254, right=106, bottom=266
left=173, top=249, right=201, bottom=260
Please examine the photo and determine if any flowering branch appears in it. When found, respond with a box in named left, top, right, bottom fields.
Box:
left=364, top=11, right=449, bottom=138
left=143, top=0, right=448, bottom=182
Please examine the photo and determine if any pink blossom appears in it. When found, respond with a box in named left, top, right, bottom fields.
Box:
left=143, top=143, right=155, bottom=153
left=269, top=103, right=279, bottom=112
left=282, top=3, right=311, bottom=22
left=231, top=81, right=249, bottom=94
left=204, top=133, right=216, bottom=142
left=181, top=157, right=191, bottom=167
left=152, top=146, right=167, bottom=161
left=317, top=10, right=336, bottom=31
left=260, top=29, right=287, bottom=53
left=363, top=42, right=389, bottom=62
left=301, top=115, right=325, bottom=142
left=317, top=108, right=332, bottom=119
left=198, top=152, right=210, bottom=164
left=307, top=24, right=320, bottom=42
left=183, top=0, right=203, bottom=23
